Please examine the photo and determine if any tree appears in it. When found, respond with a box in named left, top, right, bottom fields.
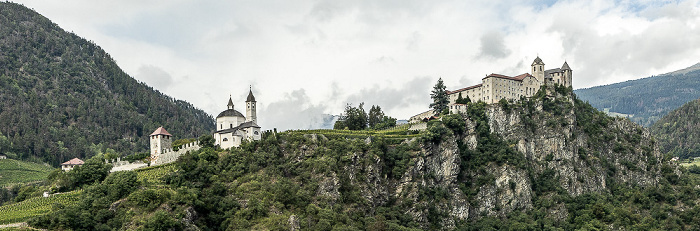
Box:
left=456, top=92, right=471, bottom=104
left=368, top=105, right=385, bottom=128
left=430, top=78, right=449, bottom=115
left=334, top=103, right=368, bottom=130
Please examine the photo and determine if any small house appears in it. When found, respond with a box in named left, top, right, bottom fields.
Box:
left=0, top=154, right=6, bottom=159
left=61, top=158, right=84, bottom=171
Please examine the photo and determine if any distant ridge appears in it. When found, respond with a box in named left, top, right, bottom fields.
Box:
left=0, top=2, right=215, bottom=165
left=575, top=63, right=700, bottom=127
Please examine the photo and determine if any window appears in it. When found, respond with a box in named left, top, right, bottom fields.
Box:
left=223, top=138, right=228, bottom=141
left=539, top=66, right=542, bottom=71
left=254, top=131, right=259, bottom=135
left=230, top=124, right=233, bottom=129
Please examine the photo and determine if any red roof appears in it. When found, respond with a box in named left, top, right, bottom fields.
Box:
left=482, top=73, right=533, bottom=81
left=62, top=158, right=84, bottom=166
left=447, top=84, right=483, bottom=95
left=150, top=127, right=172, bottom=136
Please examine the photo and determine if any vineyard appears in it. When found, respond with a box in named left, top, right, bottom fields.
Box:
left=0, top=190, right=82, bottom=225
left=0, top=159, right=55, bottom=187
left=284, top=124, right=420, bottom=140
left=134, top=163, right=176, bottom=184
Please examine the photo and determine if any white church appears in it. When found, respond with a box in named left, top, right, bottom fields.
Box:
left=213, top=88, right=262, bottom=149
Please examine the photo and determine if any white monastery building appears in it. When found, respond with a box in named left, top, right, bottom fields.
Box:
left=213, top=88, right=262, bottom=149
left=411, top=56, right=572, bottom=122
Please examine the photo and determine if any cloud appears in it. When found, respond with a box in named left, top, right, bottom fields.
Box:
left=258, top=89, right=330, bottom=131
left=344, top=76, right=433, bottom=118
left=478, top=31, right=511, bottom=59
left=135, top=65, right=173, bottom=91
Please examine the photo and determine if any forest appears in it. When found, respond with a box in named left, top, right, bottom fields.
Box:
left=0, top=2, right=215, bottom=165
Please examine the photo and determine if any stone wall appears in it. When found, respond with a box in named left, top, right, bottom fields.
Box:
left=152, top=141, right=201, bottom=166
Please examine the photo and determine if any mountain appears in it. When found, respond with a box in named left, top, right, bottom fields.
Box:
left=650, top=97, right=700, bottom=159
left=28, top=86, right=699, bottom=230
left=574, top=63, right=700, bottom=127
left=0, top=2, right=215, bottom=165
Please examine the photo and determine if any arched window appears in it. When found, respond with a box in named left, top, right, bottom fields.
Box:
left=539, top=66, right=542, bottom=71
left=230, top=124, right=233, bottom=129
left=223, top=138, right=228, bottom=141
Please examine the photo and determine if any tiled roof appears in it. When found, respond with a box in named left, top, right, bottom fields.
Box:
left=62, top=158, right=84, bottom=165
left=217, top=109, right=245, bottom=118
left=482, top=73, right=534, bottom=81
left=447, top=84, right=482, bottom=95
left=150, top=127, right=172, bottom=136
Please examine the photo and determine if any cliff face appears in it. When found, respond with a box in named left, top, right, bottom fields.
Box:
left=332, top=86, right=664, bottom=228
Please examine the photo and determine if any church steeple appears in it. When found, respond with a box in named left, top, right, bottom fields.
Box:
left=246, top=86, right=256, bottom=102
left=227, top=95, right=234, bottom=110
left=245, top=87, right=257, bottom=123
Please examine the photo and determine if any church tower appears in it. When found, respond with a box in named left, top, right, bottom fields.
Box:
left=561, top=61, right=572, bottom=87
left=150, top=126, right=172, bottom=159
left=245, top=87, right=257, bottom=123
left=531, top=56, right=545, bottom=83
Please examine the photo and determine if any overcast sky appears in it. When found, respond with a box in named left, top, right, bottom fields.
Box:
left=15, top=0, right=700, bottom=130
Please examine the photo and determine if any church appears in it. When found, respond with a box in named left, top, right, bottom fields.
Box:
left=213, top=88, right=262, bottom=149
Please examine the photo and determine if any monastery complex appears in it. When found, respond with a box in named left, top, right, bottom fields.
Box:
left=411, top=56, right=573, bottom=122
left=148, top=88, right=262, bottom=166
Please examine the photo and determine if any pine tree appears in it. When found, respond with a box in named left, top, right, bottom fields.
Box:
left=430, top=78, right=449, bottom=115
left=456, top=92, right=471, bottom=104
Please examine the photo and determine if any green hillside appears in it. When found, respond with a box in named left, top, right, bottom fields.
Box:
left=574, top=63, right=700, bottom=127
left=0, top=2, right=215, bottom=165
left=0, top=189, right=82, bottom=225
left=25, top=87, right=700, bottom=230
left=650, top=98, right=700, bottom=159
left=0, top=159, right=54, bottom=186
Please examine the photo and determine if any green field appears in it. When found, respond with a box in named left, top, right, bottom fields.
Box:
left=285, top=124, right=420, bottom=140
left=134, top=163, right=176, bottom=184
left=0, top=159, right=55, bottom=186
left=0, top=190, right=82, bottom=225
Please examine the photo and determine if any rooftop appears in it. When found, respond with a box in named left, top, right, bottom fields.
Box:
left=150, top=126, right=172, bottom=136
left=62, top=158, right=84, bottom=166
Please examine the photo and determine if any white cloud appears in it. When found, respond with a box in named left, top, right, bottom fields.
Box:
left=13, top=0, right=700, bottom=130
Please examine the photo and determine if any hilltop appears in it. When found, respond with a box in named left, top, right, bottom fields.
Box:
left=0, top=2, right=215, bottom=165
left=575, top=63, right=700, bottom=127
left=23, top=86, right=699, bottom=230
left=650, top=97, right=700, bottom=159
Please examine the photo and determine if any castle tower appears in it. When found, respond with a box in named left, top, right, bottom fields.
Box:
left=245, top=87, right=257, bottom=123
left=531, top=56, right=545, bottom=83
left=150, top=127, right=172, bottom=159
left=561, top=61, right=572, bottom=87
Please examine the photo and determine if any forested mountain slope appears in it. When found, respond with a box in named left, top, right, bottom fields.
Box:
left=0, top=2, right=214, bottom=165
left=29, top=86, right=699, bottom=230
left=650, top=98, right=700, bottom=159
left=575, top=63, right=700, bottom=127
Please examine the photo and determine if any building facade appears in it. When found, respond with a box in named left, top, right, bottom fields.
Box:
left=213, top=89, right=262, bottom=149
left=410, top=56, right=572, bottom=122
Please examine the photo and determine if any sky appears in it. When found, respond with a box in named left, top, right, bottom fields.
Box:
left=14, top=0, right=700, bottom=130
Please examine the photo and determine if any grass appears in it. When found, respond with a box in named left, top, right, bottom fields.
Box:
left=0, top=190, right=82, bottom=225
left=285, top=127, right=420, bottom=140
left=134, top=163, right=176, bottom=184
left=0, top=159, right=55, bottom=187
left=680, top=159, right=700, bottom=167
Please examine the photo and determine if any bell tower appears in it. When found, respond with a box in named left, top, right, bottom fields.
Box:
left=245, top=87, right=257, bottom=123
left=531, top=56, right=545, bottom=83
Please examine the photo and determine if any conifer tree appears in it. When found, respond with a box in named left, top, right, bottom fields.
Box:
left=430, top=78, right=449, bottom=115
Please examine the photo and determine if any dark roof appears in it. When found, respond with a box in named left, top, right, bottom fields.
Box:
left=227, top=97, right=234, bottom=108
left=214, top=127, right=241, bottom=135
left=62, top=158, right=84, bottom=165
left=150, top=127, right=172, bottom=136
left=217, top=109, right=245, bottom=118
left=214, top=121, right=260, bottom=134
left=532, top=56, right=544, bottom=65
left=246, top=89, right=256, bottom=102
left=561, top=61, right=571, bottom=71
left=482, top=73, right=534, bottom=81
left=447, top=84, right=482, bottom=95
left=238, top=121, right=261, bottom=129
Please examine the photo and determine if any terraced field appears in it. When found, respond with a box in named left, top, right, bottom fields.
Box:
left=134, top=163, right=176, bottom=184
left=0, top=159, right=55, bottom=186
left=0, top=190, right=82, bottom=225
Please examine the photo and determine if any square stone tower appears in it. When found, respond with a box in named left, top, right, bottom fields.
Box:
left=150, top=127, right=172, bottom=159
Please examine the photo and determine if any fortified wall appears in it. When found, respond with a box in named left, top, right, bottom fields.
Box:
left=152, top=141, right=201, bottom=166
